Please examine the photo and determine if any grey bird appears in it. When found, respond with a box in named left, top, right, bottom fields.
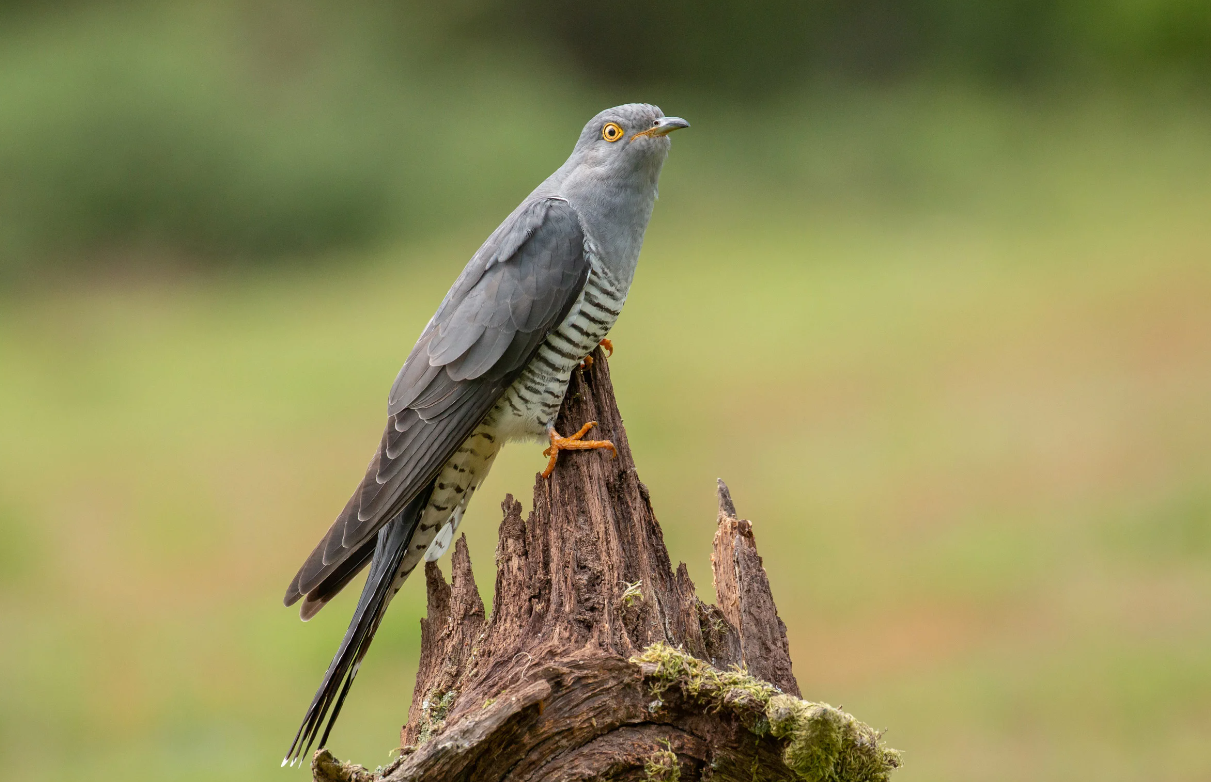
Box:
left=282, top=104, right=688, bottom=765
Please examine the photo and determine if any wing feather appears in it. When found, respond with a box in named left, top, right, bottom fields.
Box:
left=447, top=327, right=515, bottom=382
left=284, top=197, right=589, bottom=612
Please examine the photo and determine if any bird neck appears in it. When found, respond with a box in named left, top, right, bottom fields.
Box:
left=554, top=163, right=664, bottom=291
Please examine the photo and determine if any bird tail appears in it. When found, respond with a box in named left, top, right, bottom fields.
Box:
left=283, top=481, right=435, bottom=767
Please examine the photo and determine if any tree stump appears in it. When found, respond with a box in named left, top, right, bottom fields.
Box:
left=312, top=348, right=901, bottom=782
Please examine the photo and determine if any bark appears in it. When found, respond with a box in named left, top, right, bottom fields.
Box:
left=311, top=348, right=901, bottom=782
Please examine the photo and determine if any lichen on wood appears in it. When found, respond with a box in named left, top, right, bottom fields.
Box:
left=311, top=349, right=900, bottom=782
left=633, top=643, right=901, bottom=782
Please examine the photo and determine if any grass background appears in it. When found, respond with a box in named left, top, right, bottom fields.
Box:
left=3, top=83, right=1210, bottom=781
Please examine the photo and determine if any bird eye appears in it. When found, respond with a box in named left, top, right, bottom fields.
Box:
left=602, top=122, right=623, bottom=142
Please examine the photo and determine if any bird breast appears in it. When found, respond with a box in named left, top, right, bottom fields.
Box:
left=489, top=263, right=627, bottom=442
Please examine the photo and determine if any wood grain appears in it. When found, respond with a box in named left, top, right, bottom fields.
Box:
left=311, top=349, right=884, bottom=782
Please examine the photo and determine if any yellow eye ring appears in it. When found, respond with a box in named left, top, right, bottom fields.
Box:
left=602, top=122, right=624, bottom=142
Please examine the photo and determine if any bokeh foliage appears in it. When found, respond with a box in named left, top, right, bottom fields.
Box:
left=2, top=4, right=1211, bottom=782
left=2, top=84, right=1211, bottom=781
left=476, top=0, right=1211, bottom=89
left=0, top=0, right=1209, bottom=275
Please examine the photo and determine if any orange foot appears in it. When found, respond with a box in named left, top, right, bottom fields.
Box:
left=579, top=338, right=615, bottom=370
left=541, top=421, right=617, bottom=478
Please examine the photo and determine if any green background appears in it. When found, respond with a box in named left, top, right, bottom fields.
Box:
left=1, top=3, right=1209, bottom=780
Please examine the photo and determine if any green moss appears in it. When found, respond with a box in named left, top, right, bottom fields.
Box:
left=767, top=696, right=844, bottom=782
left=643, top=741, right=680, bottom=781
left=311, top=749, right=375, bottom=782
left=632, top=644, right=901, bottom=782
left=622, top=579, right=645, bottom=608
left=415, top=689, right=458, bottom=745
left=633, top=642, right=777, bottom=707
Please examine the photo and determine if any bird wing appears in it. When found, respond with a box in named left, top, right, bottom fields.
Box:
left=284, top=197, right=589, bottom=609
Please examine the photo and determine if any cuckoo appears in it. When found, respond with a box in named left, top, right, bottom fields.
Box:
left=282, top=104, right=688, bottom=765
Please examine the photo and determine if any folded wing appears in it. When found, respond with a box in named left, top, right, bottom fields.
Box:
left=284, top=197, right=589, bottom=613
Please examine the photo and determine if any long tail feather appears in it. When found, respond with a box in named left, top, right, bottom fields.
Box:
left=298, top=536, right=377, bottom=621
left=283, top=482, right=434, bottom=767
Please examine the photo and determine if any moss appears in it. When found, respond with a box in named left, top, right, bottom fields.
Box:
left=632, top=643, right=901, bottom=782
left=622, top=579, right=645, bottom=608
left=643, top=741, right=680, bottom=781
left=431, top=689, right=457, bottom=722
left=632, top=642, right=778, bottom=711
left=311, top=749, right=375, bottom=782
left=416, top=689, right=458, bottom=745
left=767, top=696, right=843, bottom=781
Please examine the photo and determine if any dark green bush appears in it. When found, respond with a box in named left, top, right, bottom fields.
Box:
left=0, top=0, right=1207, bottom=275
left=0, top=5, right=400, bottom=276
left=472, top=0, right=1211, bottom=91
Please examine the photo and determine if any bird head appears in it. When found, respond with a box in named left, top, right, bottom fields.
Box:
left=565, top=103, right=690, bottom=181
left=545, top=104, right=688, bottom=272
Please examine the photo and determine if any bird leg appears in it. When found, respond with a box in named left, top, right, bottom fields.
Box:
left=579, top=338, right=615, bottom=370
left=541, top=421, right=617, bottom=478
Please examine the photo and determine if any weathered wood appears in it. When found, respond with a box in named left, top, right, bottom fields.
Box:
left=312, top=349, right=900, bottom=782
left=712, top=479, right=800, bottom=697
left=399, top=537, right=486, bottom=747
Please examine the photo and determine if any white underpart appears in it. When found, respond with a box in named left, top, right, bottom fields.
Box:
left=424, top=495, right=469, bottom=561
left=425, top=520, right=455, bottom=562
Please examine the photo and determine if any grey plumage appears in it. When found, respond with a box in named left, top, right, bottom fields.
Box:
left=283, top=104, right=687, bottom=766
left=283, top=198, right=589, bottom=614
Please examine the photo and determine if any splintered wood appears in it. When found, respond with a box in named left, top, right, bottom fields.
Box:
left=312, top=348, right=899, bottom=782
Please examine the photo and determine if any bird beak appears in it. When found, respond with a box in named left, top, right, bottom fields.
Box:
left=630, top=116, right=690, bottom=141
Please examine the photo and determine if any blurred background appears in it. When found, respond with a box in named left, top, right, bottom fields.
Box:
left=1, top=1, right=1209, bottom=780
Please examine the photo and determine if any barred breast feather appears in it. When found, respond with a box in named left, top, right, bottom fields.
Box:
left=490, top=260, right=627, bottom=440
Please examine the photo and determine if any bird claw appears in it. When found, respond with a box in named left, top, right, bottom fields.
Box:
left=541, top=421, right=617, bottom=478
left=579, top=339, right=614, bottom=370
